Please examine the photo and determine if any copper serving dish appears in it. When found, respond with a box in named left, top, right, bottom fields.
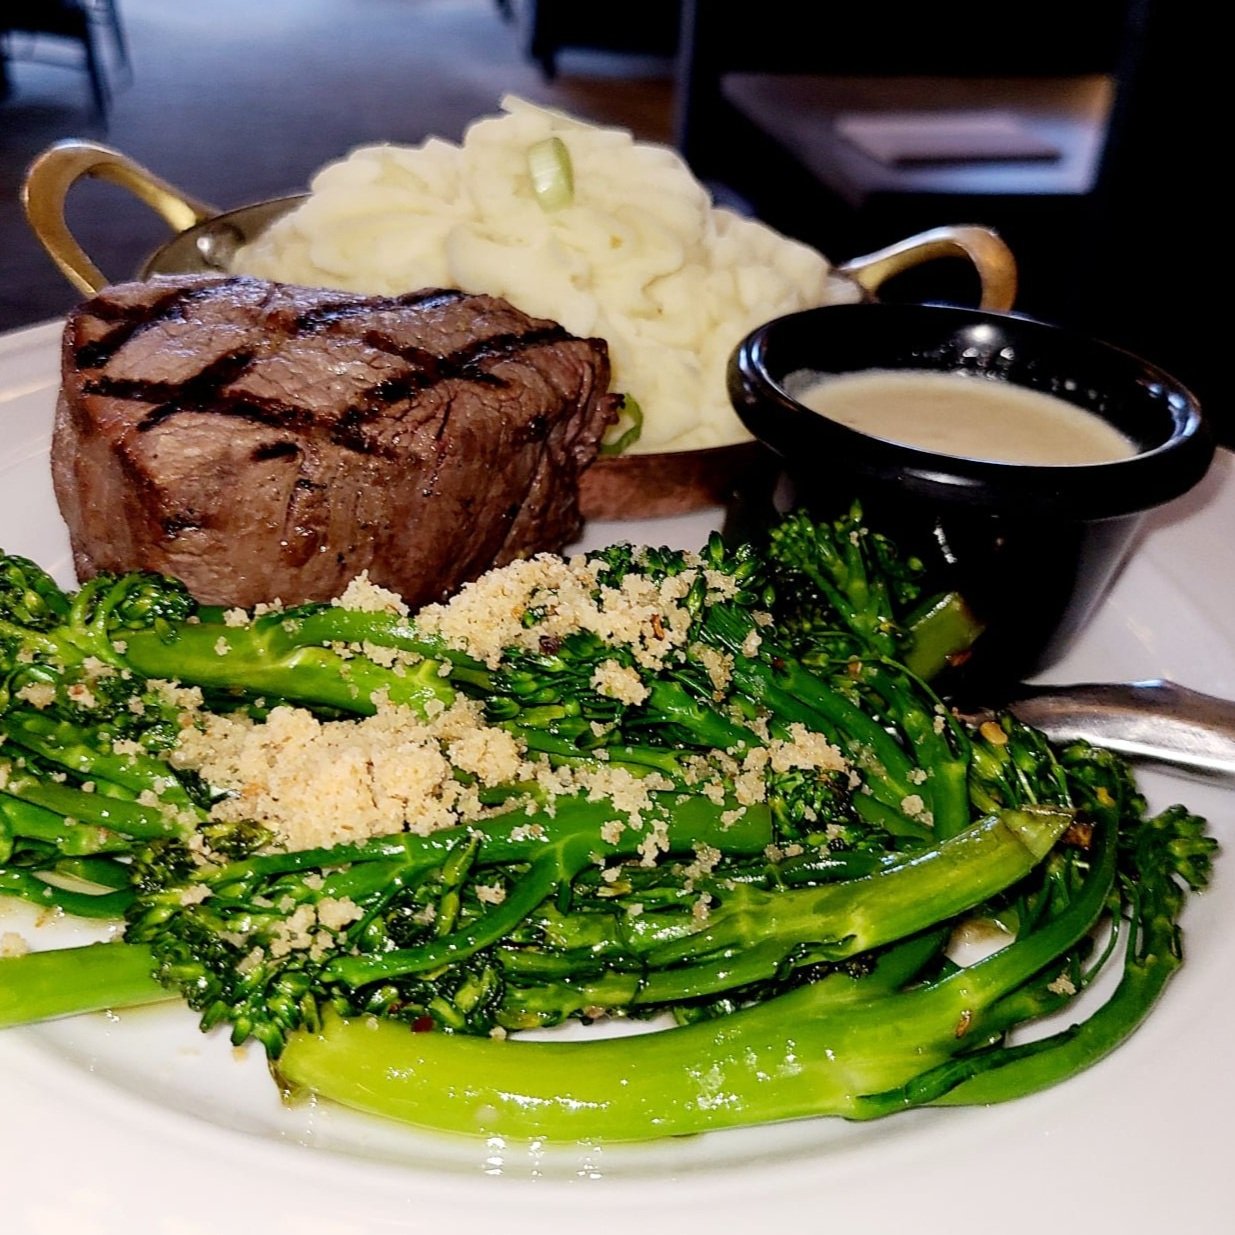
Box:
left=22, top=140, right=1019, bottom=521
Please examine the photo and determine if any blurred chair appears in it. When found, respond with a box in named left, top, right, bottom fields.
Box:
left=1, top=0, right=128, bottom=119
left=673, top=0, right=1133, bottom=316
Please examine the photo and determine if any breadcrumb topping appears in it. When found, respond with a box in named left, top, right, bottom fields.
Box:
left=156, top=557, right=853, bottom=866
left=171, top=699, right=488, bottom=847
left=415, top=551, right=734, bottom=673
left=172, top=693, right=681, bottom=853
left=14, top=683, right=55, bottom=710
left=591, top=659, right=649, bottom=706
left=334, top=571, right=410, bottom=617
left=0, top=931, right=30, bottom=958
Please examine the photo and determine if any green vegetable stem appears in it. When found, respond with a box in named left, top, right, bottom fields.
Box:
left=0, top=501, right=1216, bottom=1142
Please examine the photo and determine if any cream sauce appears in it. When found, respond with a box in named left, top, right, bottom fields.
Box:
left=788, top=368, right=1136, bottom=466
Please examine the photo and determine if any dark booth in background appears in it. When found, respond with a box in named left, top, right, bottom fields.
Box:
left=674, top=0, right=1219, bottom=441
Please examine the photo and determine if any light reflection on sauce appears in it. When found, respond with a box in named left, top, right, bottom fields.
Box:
left=786, top=368, right=1136, bottom=466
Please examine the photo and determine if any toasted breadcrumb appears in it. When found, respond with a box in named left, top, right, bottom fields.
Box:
left=334, top=571, right=410, bottom=617
left=14, top=683, right=55, bottom=710
left=0, top=931, right=30, bottom=958
left=415, top=551, right=734, bottom=673
left=1047, top=972, right=1078, bottom=997
left=590, top=659, right=648, bottom=706
left=158, top=559, right=852, bottom=867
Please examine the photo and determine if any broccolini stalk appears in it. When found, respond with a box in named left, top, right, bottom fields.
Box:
left=0, top=870, right=134, bottom=918
left=329, top=805, right=1067, bottom=1009
left=191, top=789, right=773, bottom=893
left=118, top=619, right=456, bottom=717
left=120, top=793, right=776, bottom=1053
left=852, top=663, right=972, bottom=839
left=927, top=805, right=1217, bottom=1108
left=3, top=709, right=201, bottom=813
left=0, top=942, right=169, bottom=1028
left=900, top=592, right=987, bottom=682
left=634, top=807, right=1068, bottom=970
left=696, top=602, right=933, bottom=836
left=274, top=808, right=1112, bottom=1140
left=0, top=556, right=460, bottom=721
left=0, top=794, right=127, bottom=857
left=496, top=925, right=951, bottom=1028
left=320, top=793, right=769, bottom=988
left=1, top=766, right=184, bottom=840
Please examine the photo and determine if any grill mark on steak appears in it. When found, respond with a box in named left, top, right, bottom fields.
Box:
left=453, top=326, right=573, bottom=369
left=294, top=287, right=468, bottom=331
left=72, top=282, right=239, bottom=370
left=80, top=320, right=579, bottom=456
left=251, top=440, right=301, bottom=462
left=355, top=325, right=573, bottom=374
left=127, top=350, right=261, bottom=430
left=54, top=275, right=618, bottom=610
left=328, top=326, right=576, bottom=458
left=351, top=326, right=573, bottom=389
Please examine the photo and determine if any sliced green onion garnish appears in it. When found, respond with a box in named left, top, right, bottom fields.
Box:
left=527, top=136, right=574, bottom=211
left=599, top=394, right=644, bottom=455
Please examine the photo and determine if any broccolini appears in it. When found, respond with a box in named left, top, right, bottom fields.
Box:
left=0, top=504, right=1217, bottom=1142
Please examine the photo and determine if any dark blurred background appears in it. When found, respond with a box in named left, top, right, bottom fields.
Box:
left=1, top=0, right=1221, bottom=439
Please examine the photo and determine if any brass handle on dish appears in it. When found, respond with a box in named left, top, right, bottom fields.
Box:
left=835, top=224, right=1019, bottom=312
left=22, top=140, right=219, bottom=296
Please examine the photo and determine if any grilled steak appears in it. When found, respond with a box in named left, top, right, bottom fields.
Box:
left=52, top=275, right=618, bottom=608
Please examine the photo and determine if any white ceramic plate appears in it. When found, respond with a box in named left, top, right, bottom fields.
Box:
left=1, top=320, right=1231, bottom=1234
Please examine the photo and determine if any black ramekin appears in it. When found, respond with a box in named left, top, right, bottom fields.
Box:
left=727, top=302, right=1215, bottom=687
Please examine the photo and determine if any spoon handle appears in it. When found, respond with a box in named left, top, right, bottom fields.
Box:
left=1006, top=678, right=1235, bottom=781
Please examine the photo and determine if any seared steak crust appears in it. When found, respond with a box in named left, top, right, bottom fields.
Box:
left=53, top=275, right=617, bottom=607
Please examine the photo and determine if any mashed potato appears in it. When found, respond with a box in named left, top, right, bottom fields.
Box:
left=232, top=96, right=855, bottom=453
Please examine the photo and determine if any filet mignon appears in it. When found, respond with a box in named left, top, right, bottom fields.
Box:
left=52, top=275, right=618, bottom=608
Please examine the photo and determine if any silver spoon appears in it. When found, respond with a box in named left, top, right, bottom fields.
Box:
left=1002, top=679, right=1235, bottom=782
